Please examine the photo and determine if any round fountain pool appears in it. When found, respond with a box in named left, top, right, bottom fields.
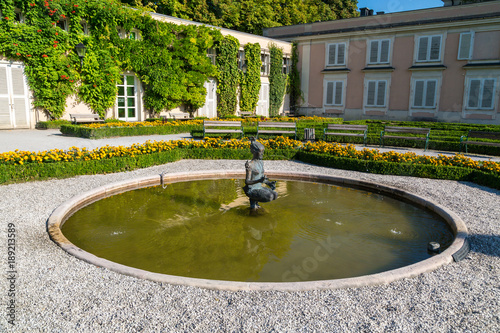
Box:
left=48, top=171, right=468, bottom=291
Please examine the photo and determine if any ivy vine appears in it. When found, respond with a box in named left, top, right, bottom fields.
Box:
left=288, top=42, right=302, bottom=114
left=239, top=43, right=261, bottom=114
left=268, top=44, right=287, bottom=117
left=0, top=0, right=221, bottom=119
left=215, top=35, right=239, bottom=117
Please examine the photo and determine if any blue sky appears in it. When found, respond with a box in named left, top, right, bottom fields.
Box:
left=356, top=0, right=445, bottom=13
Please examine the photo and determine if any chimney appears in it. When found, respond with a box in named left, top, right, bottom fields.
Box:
left=360, top=7, right=370, bottom=16
left=377, top=11, right=385, bottom=15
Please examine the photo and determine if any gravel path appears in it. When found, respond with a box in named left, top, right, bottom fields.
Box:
left=0, top=160, right=499, bottom=332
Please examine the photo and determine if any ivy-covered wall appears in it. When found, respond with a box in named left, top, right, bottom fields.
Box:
left=0, top=0, right=221, bottom=119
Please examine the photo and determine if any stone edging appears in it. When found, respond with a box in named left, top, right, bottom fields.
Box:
left=47, top=170, right=468, bottom=291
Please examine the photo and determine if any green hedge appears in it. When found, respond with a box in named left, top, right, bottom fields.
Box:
left=295, top=151, right=500, bottom=189
left=60, top=124, right=199, bottom=139
left=35, top=120, right=72, bottom=129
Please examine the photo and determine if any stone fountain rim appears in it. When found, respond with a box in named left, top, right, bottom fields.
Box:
left=47, top=170, right=468, bottom=292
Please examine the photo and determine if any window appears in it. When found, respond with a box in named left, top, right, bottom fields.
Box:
left=366, top=80, right=387, bottom=107
left=413, top=79, right=438, bottom=108
left=14, top=8, right=26, bottom=23
left=238, top=50, right=246, bottom=71
left=207, top=48, right=216, bottom=66
left=467, top=78, right=496, bottom=110
left=261, top=52, right=270, bottom=76
left=325, top=81, right=344, bottom=106
left=416, top=35, right=442, bottom=62
left=458, top=32, right=474, bottom=60
left=57, top=18, right=69, bottom=31
left=129, top=29, right=141, bottom=40
left=368, top=40, right=390, bottom=64
left=282, top=56, right=290, bottom=75
left=326, top=43, right=346, bottom=66
left=117, top=27, right=126, bottom=39
left=80, top=20, right=90, bottom=35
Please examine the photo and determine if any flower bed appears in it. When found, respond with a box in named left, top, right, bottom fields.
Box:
left=1, top=137, right=499, bottom=188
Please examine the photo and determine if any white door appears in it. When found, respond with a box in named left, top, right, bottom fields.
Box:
left=117, top=74, right=138, bottom=121
left=0, top=63, right=31, bottom=129
left=198, top=78, right=217, bottom=118
left=257, top=83, right=269, bottom=117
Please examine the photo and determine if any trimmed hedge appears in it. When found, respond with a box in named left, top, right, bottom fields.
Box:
left=60, top=124, right=199, bottom=139
left=296, top=151, right=500, bottom=189
left=36, top=120, right=72, bottom=129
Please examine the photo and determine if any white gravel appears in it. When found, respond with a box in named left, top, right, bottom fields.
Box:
left=0, top=160, right=499, bottom=332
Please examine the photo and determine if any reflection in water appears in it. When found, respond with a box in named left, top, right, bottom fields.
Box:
left=62, top=179, right=454, bottom=282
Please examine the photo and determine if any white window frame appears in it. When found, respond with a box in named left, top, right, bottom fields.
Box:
left=415, top=34, right=443, bottom=63
left=238, top=49, right=246, bottom=71
left=458, top=32, right=474, bottom=60
left=128, top=29, right=141, bottom=40
left=326, top=42, right=347, bottom=67
left=324, top=80, right=344, bottom=106
left=465, top=77, right=497, bottom=110
left=14, top=8, right=26, bottom=24
left=411, top=79, right=439, bottom=109
left=261, top=52, right=270, bottom=76
left=117, top=26, right=126, bottom=39
left=207, top=48, right=216, bottom=66
left=56, top=18, right=69, bottom=32
left=80, top=20, right=90, bottom=35
left=282, top=56, right=291, bottom=75
left=365, top=80, right=388, bottom=107
left=368, top=39, right=391, bottom=65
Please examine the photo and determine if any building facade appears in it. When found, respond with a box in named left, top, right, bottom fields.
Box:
left=0, top=11, right=291, bottom=129
left=264, top=1, right=500, bottom=124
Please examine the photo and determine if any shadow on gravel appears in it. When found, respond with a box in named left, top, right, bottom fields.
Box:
left=458, top=181, right=500, bottom=195
left=468, top=234, right=500, bottom=257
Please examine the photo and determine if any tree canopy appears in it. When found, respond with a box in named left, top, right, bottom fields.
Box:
left=121, top=0, right=359, bottom=35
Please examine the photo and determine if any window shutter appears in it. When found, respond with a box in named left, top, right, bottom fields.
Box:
left=458, top=33, right=472, bottom=60
left=417, top=37, right=428, bottom=61
left=425, top=80, right=437, bottom=107
left=481, top=79, right=495, bottom=109
left=328, top=44, right=337, bottom=65
left=430, top=36, right=441, bottom=61
left=334, top=81, right=343, bottom=105
left=337, top=43, right=345, bottom=65
left=376, top=81, right=386, bottom=106
left=380, top=40, right=390, bottom=63
left=414, top=80, right=424, bottom=107
left=367, top=81, right=376, bottom=106
left=468, top=79, right=481, bottom=108
left=369, top=41, right=379, bottom=63
left=326, top=82, right=334, bottom=105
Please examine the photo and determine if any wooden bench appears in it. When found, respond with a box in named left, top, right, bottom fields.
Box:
left=256, top=121, right=297, bottom=140
left=239, top=111, right=255, bottom=118
left=160, top=112, right=193, bottom=123
left=203, top=120, right=244, bottom=138
left=380, top=126, right=431, bottom=151
left=460, top=130, right=500, bottom=153
left=323, top=124, right=368, bottom=146
left=69, top=114, right=104, bottom=124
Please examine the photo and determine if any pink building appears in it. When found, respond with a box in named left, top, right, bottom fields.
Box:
left=264, top=1, right=500, bottom=124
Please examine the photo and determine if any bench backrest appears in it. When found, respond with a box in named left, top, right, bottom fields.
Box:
left=326, top=124, right=367, bottom=131
left=70, top=114, right=100, bottom=119
left=204, top=120, right=242, bottom=127
left=384, top=126, right=430, bottom=135
left=467, top=130, right=500, bottom=140
left=258, top=122, right=296, bottom=128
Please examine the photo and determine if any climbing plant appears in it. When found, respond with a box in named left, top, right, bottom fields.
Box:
left=0, top=0, right=221, bottom=119
left=215, top=35, right=239, bottom=117
left=239, top=43, right=261, bottom=113
left=268, top=44, right=287, bottom=117
left=288, top=42, right=302, bottom=114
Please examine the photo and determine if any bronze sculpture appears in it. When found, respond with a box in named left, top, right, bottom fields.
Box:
left=243, top=138, right=278, bottom=209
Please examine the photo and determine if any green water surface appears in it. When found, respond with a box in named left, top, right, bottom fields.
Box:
left=62, top=179, right=454, bottom=282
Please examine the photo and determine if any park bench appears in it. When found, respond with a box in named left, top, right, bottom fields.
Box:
left=380, top=126, right=431, bottom=151
left=69, top=113, right=105, bottom=124
left=460, top=130, right=500, bottom=153
left=239, top=111, right=255, bottom=118
left=160, top=112, right=193, bottom=123
left=203, top=120, right=244, bottom=138
left=323, top=124, right=368, bottom=146
left=256, top=121, right=297, bottom=140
